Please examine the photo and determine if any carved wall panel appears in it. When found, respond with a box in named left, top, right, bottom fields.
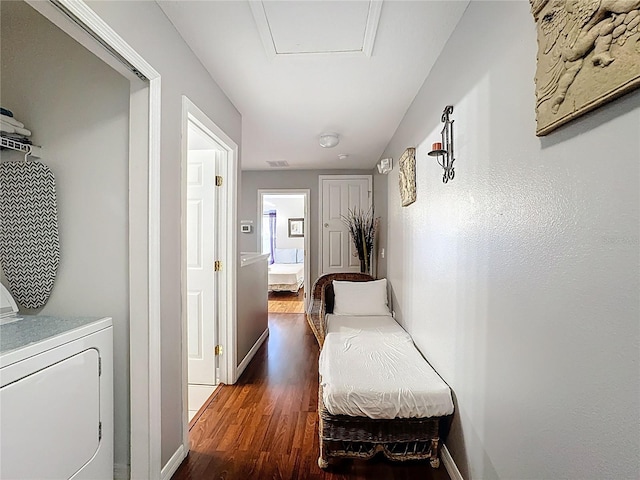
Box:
left=531, top=0, right=640, bottom=135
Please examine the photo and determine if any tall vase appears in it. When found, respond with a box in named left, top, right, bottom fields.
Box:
left=359, top=241, right=371, bottom=274
left=359, top=258, right=367, bottom=273
left=359, top=252, right=371, bottom=274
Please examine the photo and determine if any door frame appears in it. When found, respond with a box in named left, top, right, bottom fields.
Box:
left=318, top=175, right=372, bottom=277
left=24, top=1, right=163, bottom=478
left=180, top=96, right=238, bottom=454
left=257, top=189, right=310, bottom=310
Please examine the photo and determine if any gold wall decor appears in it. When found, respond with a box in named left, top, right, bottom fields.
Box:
left=531, top=0, right=640, bottom=136
left=399, top=147, right=416, bottom=207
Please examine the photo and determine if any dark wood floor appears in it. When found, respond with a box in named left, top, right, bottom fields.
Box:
left=172, top=313, right=451, bottom=480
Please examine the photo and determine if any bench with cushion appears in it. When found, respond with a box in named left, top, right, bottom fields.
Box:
left=306, top=273, right=454, bottom=469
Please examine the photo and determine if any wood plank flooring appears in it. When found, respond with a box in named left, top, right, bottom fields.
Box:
left=268, top=288, right=305, bottom=314
left=172, top=313, right=451, bottom=480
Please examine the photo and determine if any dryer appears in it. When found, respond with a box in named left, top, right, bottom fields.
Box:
left=0, top=305, right=113, bottom=480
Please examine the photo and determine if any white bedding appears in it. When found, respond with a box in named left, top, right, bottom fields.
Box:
left=319, top=314, right=454, bottom=419
left=268, top=262, right=304, bottom=291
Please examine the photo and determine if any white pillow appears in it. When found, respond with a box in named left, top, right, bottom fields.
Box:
left=332, top=279, right=390, bottom=316
left=274, top=248, right=297, bottom=264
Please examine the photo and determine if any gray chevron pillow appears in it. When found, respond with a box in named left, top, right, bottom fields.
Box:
left=0, top=161, right=60, bottom=309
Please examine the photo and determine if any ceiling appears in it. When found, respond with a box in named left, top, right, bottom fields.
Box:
left=158, top=1, right=469, bottom=171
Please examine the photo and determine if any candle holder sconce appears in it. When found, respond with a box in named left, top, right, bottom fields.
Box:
left=428, top=105, right=455, bottom=183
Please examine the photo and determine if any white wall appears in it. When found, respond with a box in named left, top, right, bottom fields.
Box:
left=84, top=0, right=243, bottom=468
left=263, top=196, right=305, bottom=250
left=382, top=2, right=639, bottom=479
left=0, top=1, right=130, bottom=469
left=237, top=257, right=268, bottom=364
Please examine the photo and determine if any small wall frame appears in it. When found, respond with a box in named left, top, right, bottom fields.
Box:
left=288, top=218, right=304, bottom=237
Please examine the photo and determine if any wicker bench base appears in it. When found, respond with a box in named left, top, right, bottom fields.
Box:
left=318, top=385, right=447, bottom=470
left=318, top=439, right=442, bottom=469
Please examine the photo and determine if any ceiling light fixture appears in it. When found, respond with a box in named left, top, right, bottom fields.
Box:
left=319, top=133, right=339, bottom=148
left=338, top=154, right=349, bottom=161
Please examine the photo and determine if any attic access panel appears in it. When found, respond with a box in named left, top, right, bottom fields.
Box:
left=250, top=1, right=382, bottom=56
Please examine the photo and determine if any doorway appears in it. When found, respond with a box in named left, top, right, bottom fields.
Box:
left=185, top=119, right=222, bottom=421
left=181, top=96, right=238, bottom=449
left=19, top=2, right=162, bottom=477
left=258, top=190, right=310, bottom=312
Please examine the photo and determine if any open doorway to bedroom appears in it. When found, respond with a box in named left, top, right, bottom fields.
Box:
left=258, top=190, right=310, bottom=314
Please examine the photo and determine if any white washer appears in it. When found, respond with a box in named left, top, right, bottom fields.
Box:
left=0, top=310, right=113, bottom=480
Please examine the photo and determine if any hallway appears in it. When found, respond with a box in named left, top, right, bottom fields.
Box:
left=172, top=313, right=451, bottom=480
left=268, top=289, right=305, bottom=314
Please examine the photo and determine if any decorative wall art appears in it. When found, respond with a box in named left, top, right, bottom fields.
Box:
left=427, top=105, right=456, bottom=184
left=398, top=147, right=416, bottom=207
left=288, top=217, right=304, bottom=237
left=531, top=0, right=640, bottom=136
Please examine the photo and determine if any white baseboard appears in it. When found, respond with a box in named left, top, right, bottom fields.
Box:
left=161, top=444, right=186, bottom=480
left=113, top=463, right=130, bottom=480
left=236, top=328, right=269, bottom=379
left=442, top=444, right=464, bottom=480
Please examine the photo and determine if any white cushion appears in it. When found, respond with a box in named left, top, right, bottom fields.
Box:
left=320, top=319, right=455, bottom=419
left=332, top=279, right=390, bottom=316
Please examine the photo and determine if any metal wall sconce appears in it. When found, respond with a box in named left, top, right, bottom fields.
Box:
left=428, top=105, right=455, bottom=183
left=377, top=157, right=393, bottom=174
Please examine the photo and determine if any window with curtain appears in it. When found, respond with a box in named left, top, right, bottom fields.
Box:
left=262, top=210, right=276, bottom=264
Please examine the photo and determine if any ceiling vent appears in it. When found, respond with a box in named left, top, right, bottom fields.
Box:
left=266, top=160, right=289, bottom=168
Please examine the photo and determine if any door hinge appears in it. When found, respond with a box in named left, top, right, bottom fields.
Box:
left=214, top=260, right=222, bottom=272
left=98, top=421, right=102, bottom=441
left=214, top=345, right=223, bottom=356
left=215, top=175, right=223, bottom=187
left=98, top=357, right=102, bottom=377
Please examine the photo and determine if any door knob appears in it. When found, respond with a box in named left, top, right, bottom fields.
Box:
left=324, top=223, right=329, bottom=227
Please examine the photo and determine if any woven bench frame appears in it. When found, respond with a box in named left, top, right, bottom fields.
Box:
left=318, top=385, right=448, bottom=468
left=306, top=273, right=451, bottom=470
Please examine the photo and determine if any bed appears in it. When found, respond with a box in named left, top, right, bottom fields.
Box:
left=268, top=248, right=304, bottom=293
left=306, top=273, right=454, bottom=469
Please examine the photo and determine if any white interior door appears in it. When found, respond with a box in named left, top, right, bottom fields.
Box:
left=187, top=148, right=217, bottom=385
left=319, top=176, right=372, bottom=276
